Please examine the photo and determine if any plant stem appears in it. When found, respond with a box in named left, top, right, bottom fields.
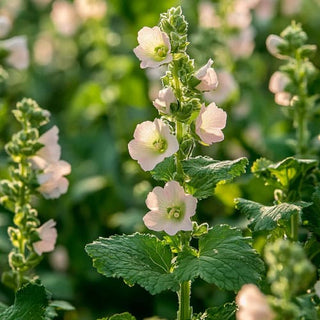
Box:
left=177, top=280, right=192, bottom=320
left=290, top=213, right=299, bottom=242
left=296, top=108, right=308, bottom=157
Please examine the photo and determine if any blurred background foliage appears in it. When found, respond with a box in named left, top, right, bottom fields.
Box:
left=0, top=0, right=320, bottom=319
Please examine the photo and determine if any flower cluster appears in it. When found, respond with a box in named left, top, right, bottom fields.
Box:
left=129, top=7, right=227, bottom=235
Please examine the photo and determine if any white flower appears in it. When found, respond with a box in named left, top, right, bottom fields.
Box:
left=74, top=0, right=107, bottom=20
left=37, top=161, right=71, bottom=199
left=133, top=26, right=172, bottom=69
left=128, top=118, right=179, bottom=171
left=153, top=87, right=176, bottom=114
left=195, top=59, right=218, bottom=91
left=228, top=27, right=255, bottom=59
left=143, top=181, right=197, bottom=235
left=266, top=34, right=287, bottom=59
left=31, top=126, right=71, bottom=199
left=236, top=284, right=275, bottom=320
left=269, top=71, right=291, bottom=106
left=1, top=36, right=29, bottom=69
left=50, top=0, right=80, bottom=36
left=195, top=103, right=227, bottom=145
left=33, top=219, right=58, bottom=256
left=0, top=16, right=12, bottom=38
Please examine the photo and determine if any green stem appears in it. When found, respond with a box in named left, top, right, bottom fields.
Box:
left=290, top=213, right=299, bottom=242
left=177, top=281, right=192, bottom=320
left=296, top=108, right=308, bottom=157
left=175, top=120, right=184, bottom=177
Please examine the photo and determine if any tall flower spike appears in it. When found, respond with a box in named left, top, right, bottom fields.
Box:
left=133, top=26, right=173, bottom=69
left=143, top=181, right=197, bottom=235
left=153, top=87, right=177, bottom=114
left=195, top=59, right=218, bottom=92
left=33, top=219, right=58, bottom=256
left=128, top=118, right=179, bottom=171
left=195, top=102, right=227, bottom=145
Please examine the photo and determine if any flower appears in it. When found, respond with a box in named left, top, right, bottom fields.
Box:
left=153, top=87, right=177, bottom=114
left=0, top=15, right=12, bottom=38
left=37, top=161, right=71, bottom=199
left=269, top=71, right=291, bottom=106
left=143, top=181, right=197, bottom=235
left=266, top=34, right=287, bottom=59
left=128, top=118, right=179, bottom=171
left=33, top=219, right=58, bottom=256
left=195, top=102, right=227, bottom=145
left=133, top=26, right=172, bottom=69
left=0, top=36, right=29, bottom=69
left=195, top=59, right=218, bottom=91
left=31, top=126, right=71, bottom=199
left=236, top=284, right=275, bottom=320
left=74, top=0, right=107, bottom=20
left=228, top=27, right=255, bottom=59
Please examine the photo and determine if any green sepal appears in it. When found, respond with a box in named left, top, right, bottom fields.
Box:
left=182, top=156, right=248, bottom=199
left=85, top=233, right=179, bottom=295
left=174, top=225, right=264, bottom=290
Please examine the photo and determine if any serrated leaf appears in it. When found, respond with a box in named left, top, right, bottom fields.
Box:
left=49, top=300, right=74, bottom=311
left=85, top=233, right=179, bottom=295
left=174, top=225, right=264, bottom=290
left=150, top=156, right=176, bottom=182
left=252, top=157, right=318, bottom=189
left=182, top=157, right=248, bottom=199
left=0, top=282, right=48, bottom=320
left=204, top=302, right=236, bottom=320
left=109, top=312, right=136, bottom=320
left=235, top=198, right=311, bottom=231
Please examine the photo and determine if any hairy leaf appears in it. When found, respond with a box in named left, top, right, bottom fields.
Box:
left=85, top=233, right=179, bottom=295
left=182, top=156, right=248, bottom=199
left=0, top=282, right=48, bottom=320
left=151, top=155, right=176, bottom=182
left=174, top=225, right=264, bottom=290
left=235, top=198, right=311, bottom=231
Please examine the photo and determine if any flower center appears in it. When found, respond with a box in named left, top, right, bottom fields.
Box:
left=154, top=45, right=168, bottom=61
left=167, top=206, right=183, bottom=220
left=153, top=138, right=167, bottom=153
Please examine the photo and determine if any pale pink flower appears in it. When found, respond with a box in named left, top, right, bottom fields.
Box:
left=195, top=103, right=227, bottom=145
left=37, top=161, right=71, bottom=199
left=50, top=1, right=80, bottom=36
left=31, top=126, right=71, bottom=199
left=269, top=71, right=291, bottom=106
left=33, top=33, right=54, bottom=66
left=195, top=59, right=218, bottom=91
left=0, top=15, right=12, bottom=38
left=74, top=0, right=107, bottom=21
left=254, top=0, right=276, bottom=22
left=33, top=219, right=58, bottom=256
left=1, top=36, right=29, bottom=69
left=227, top=1, right=251, bottom=29
left=198, top=2, right=221, bottom=28
left=204, top=70, right=238, bottom=104
left=281, top=0, right=302, bottom=16
left=266, top=34, right=287, bottom=59
left=143, top=181, right=197, bottom=235
left=228, top=27, right=255, bottom=59
left=128, top=119, right=179, bottom=171
left=236, top=284, right=275, bottom=320
left=153, top=87, right=176, bottom=114
left=133, top=26, right=172, bottom=69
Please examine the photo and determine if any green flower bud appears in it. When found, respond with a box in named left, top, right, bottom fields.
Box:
left=8, top=251, right=25, bottom=269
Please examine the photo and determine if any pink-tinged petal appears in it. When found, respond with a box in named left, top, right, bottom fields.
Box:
left=145, top=186, right=165, bottom=211
left=266, top=34, right=287, bottom=59
left=196, top=103, right=227, bottom=145
left=33, top=219, right=57, bottom=255
left=2, top=36, right=29, bottom=69
left=143, top=210, right=167, bottom=231
left=269, top=71, right=290, bottom=93
left=37, top=126, right=61, bottom=164
left=195, top=59, right=218, bottom=92
left=128, top=119, right=178, bottom=171
left=275, top=92, right=291, bottom=106
left=153, top=87, right=176, bottom=114
left=30, top=155, right=48, bottom=170
left=184, top=194, right=198, bottom=218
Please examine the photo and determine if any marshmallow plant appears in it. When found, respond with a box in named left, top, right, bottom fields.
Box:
left=86, top=7, right=265, bottom=320
left=0, top=98, right=72, bottom=317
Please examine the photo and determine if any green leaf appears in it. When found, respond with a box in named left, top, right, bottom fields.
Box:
left=252, top=157, right=318, bottom=190
left=150, top=155, right=176, bottom=182
left=235, top=198, right=311, bottom=231
left=204, top=302, right=236, bottom=320
left=85, top=233, right=179, bottom=295
left=98, top=312, right=136, bottom=320
left=49, top=300, right=74, bottom=311
left=182, top=157, right=248, bottom=199
left=302, top=187, right=320, bottom=236
left=174, top=225, right=264, bottom=290
left=0, top=282, right=48, bottom=320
